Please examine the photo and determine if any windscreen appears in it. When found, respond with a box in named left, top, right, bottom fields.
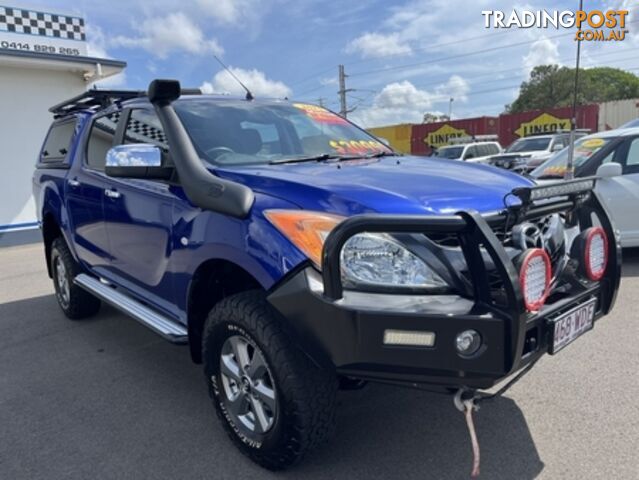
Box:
left=506, top=137, right=551, bottom=153
left=174, top=99, right=391, bottom=165
left=435, top=146, right=464, bottom=159
left=531, top=137, right=612, bottom=178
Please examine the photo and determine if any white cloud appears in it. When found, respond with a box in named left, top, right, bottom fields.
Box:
left=85, top=25, right=110, bottom=59
left=112, top=12, right=223, bottom=59
left=351, top=75, right=470, bottom=128
left=320, top=76, right=338, bottom=86
left=85, top=25, right=127, bottom=88
left=522, top=36, right=560, bottom=75
left=196, top=0, right=260, bottom=25
left=345, top=32, right=412, bottom=59
left=435, top=74, right=470, bottom=102
left=92, top=72, right=127, bottom=88
left=201, top=67, right=292, bottom=98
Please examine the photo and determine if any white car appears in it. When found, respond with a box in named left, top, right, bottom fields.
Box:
left=494, top=132, right=589, bottom=172
left=434, top=141, right=502, bottom=163
left=532, top=127, right=639, bottom=248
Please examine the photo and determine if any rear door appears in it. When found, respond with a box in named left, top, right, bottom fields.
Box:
left=596, top=135, right=639, bottom=246
left=66, top=112, right=120, bottom=269
left=101, top=107, right=179, bottom=315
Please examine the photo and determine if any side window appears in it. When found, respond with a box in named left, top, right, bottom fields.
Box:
left=465, top=146, right=478, bottom=159
left=624, top=137, right=639, bottom=175
left=489, top=143, right=501, bottom=155
left=86, top=112, right=120, bottom=171
left=123, top=109, right=169, bottom=154
left=40, top=120, right=76, bottom=163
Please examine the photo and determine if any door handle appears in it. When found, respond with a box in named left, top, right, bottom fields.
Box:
left=68, top=178, right=80, bottom=187
left=104, top=189, right=121, bottom=199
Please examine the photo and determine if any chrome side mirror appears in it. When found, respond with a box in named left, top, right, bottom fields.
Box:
left=596, top=162, right=622, bottom=178
left=105, top=144, right=171, bottom=179
left=107, top=144, right=161, bottom=168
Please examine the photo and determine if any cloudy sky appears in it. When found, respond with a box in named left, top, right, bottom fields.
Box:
left=32, top=0, right=639, bottom=127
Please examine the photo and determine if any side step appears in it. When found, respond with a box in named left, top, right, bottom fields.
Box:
left=74, top=274, right=188, bottom=344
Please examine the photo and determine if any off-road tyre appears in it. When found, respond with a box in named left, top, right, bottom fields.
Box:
left=202, top=290, right=337, bottom=470
left=50, top=237, right=101, bottom=319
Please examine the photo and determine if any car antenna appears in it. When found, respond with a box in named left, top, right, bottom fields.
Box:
left=214, top=55, right=254, bottom=101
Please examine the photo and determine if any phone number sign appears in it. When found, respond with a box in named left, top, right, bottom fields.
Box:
left=0, top=5, right=87, bottom=57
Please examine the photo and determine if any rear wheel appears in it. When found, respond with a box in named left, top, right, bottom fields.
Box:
left=51, top=238, right=100, bottom=319
left=203, top=291, right=337, bottom=470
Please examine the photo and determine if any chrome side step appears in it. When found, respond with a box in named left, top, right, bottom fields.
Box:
left=74, top=274, right=188, bottom=344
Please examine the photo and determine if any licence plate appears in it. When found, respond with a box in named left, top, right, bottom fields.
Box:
left=549, top=298, right=597, bottom=354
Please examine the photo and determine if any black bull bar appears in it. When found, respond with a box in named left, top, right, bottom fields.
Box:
left=319, top=178, right=621, bottom=377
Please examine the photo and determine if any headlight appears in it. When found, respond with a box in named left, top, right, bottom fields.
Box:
left=341, top=233, right=448, bottom=290
left=266, top=210, right=450, bottom=291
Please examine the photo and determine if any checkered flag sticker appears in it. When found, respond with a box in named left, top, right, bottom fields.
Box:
left=125, top=119, right=169, bottom=150
left=0, top=6, right=85, bottom=41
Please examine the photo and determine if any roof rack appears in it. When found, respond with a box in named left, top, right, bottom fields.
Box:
left=49, top=87, right=202, bottom=118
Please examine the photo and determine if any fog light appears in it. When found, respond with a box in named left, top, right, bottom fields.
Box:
left=455, top=330, right=482, bottom=356
left=383, top=329, right=436, bottom=347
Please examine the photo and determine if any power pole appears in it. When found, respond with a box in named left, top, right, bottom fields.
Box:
left=317, top=97, right=325, bottom=107
left=338, top=65, right=354, bottom=118
left=566, top=0, right=584, bottom=180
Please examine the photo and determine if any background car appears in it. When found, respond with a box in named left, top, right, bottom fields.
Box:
left=490, top=131, right=589, bottom=172
left=531, top=127, right=639, bottom=247
left=433, top=141, right=502, bottom=163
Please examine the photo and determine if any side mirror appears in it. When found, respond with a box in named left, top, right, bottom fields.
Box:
left=105, top=144, right=172, bottom=179
left=552, top=143, right=564, bottom=152
left=596, top=162, right=622, bottom=178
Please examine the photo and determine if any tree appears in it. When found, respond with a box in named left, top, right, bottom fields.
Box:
left=507, top=65, right=639, bottom=113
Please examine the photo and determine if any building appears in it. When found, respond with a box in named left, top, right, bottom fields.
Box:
left=0, top=4, right=126, bottom=245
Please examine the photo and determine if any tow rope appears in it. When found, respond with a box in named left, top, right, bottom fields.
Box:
left=453, top=358, right=540, bottom=477
left=454, top=390, right=481, bottom=478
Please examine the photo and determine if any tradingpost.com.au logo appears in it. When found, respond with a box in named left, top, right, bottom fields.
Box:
left=482, top=9, right=629, bottom=41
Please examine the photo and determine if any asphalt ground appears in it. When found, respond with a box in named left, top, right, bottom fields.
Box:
left=1, top=243, right=638, bottom=479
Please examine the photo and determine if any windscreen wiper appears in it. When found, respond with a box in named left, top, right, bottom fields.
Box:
left=269, top=153, right=340, bottom=165
left=269, top=153, right=364, bottom=165
left=365, top=151, right=401, bottom=158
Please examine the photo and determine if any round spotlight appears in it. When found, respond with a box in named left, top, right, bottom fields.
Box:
left=455, top=330, right=482, bottom=356
left=519, top=248, right=551, bottom=312
left=584, top=227, right=608, bottom=281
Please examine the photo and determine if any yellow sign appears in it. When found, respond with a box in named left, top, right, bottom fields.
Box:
left=425, top=124, right=469, bottom=148
left=582, top=138, right=605, bottom=148
left=514, top=113, right=570, bottom=137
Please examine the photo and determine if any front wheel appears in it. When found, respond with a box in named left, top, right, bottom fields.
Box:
left=202, top=291, right=337, bottom=470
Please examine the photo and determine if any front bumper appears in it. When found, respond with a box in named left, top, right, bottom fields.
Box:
left=268, top=185, right=621, bottom=390
left=269, top=269, right=607, bottom=389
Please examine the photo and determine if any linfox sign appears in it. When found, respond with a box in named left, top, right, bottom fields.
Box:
left=0, top=5, right=88, bottom=56
left=423, top=124, right=469, bottom=147
left=514, top=113, right=571, bottom=137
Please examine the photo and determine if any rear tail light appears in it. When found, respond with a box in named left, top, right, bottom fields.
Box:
left=584, top=227, right=608, bottom=281
left=519, top=248, right=551, bottom=312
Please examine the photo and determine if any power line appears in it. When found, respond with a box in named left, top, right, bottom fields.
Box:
left=348, top=19, right=639, bottom=78
left=295, top=55, right=639, bottom=105
left=348, top=31, right=575, bottom=78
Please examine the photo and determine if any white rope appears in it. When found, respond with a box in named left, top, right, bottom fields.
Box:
left=463, top=399, right=481, bottom=478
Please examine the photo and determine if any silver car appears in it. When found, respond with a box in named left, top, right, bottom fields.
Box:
left=532, top=128, right=639, bottom=248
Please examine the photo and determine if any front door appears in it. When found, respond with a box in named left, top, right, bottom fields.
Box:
left=101, top=108, right=179, bottom=316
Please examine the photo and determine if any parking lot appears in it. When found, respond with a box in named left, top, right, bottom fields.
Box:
left=0, top=243, right=637, bottom=480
